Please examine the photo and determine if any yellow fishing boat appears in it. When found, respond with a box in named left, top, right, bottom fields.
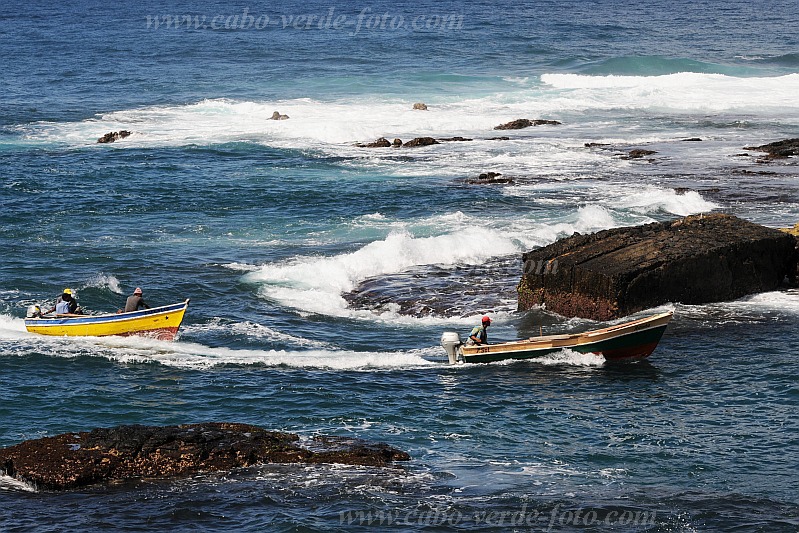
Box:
left=25, top=299, right=190, bottom=341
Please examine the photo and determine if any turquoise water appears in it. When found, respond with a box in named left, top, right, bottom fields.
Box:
left=1, top=0, right=798, bottom=530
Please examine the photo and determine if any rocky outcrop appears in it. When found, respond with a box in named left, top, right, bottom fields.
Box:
left=357, top=137, right=392, bottom=148
left=518, top=214, right=798, bottom=320
left=466, top=172, right=514, bottom=184
left=744, top=138, right=799, bottom=158
left=438, top=136, right=472, bottom=142
left=270, top=111, right=289, bottom=120
left=97, top=130, right=131, bottom=143
left=0, top=423, right=409, bottom=491
left=494, top=119, right=561, bottom=130
left=621, top=149, right=657, bottom=160
left=403, top=137, right=439, bottom=148
left=412, top=102, right=428, bottom=110
left=392, top=138, right=403, bottom=147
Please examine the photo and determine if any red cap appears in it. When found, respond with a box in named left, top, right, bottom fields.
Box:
left=482, top=315, right=491, bottom=324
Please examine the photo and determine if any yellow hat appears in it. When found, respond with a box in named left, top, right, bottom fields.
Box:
left=63, top=288, right=72, bottom=295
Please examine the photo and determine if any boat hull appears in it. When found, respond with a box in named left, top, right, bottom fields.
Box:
left=457, top=311, right=672, bottom=364
left=25, top=300, right=190, bottom=341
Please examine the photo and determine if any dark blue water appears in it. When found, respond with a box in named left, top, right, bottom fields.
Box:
left=1, top=0, right=798, bottom=530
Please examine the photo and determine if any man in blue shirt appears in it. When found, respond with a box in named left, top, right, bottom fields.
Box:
left=468, top=316, right=491, bottom=345
left=45, top=288, right=81, bottom=315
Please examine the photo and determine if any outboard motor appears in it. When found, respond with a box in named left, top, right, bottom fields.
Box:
left=26, top=305, right=42, bottom=318
left=440, top=331, right=462, bottom=365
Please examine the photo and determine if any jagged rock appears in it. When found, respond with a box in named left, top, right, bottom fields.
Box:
left=97, top=130, right=131, bottom=143
left=392, top=138, right=403, bottom=147
left=466, top=171, right=514, bottom=185
left=621, top=149, right=657, bottom=160
left=438, top=136, right=472, bottom=142
left=494, top=119, right=561, bottom=130
left=743, top=138, right=799, bottom=158
left=403, top=137, right=439, bottom=148
left=412, top=102, right=428, bottom=110
left=357, top=137, right=392, bottom=148
left=0, top=423, right=409, bottom=491
left=518, top=214, right=798, bottom=320
left=270, top=111, right=289, bottom=120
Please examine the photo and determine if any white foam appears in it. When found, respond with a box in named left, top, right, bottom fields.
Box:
left=540, top=72, right=799, bottom=114
left=84, top=273, right=123, bottom=294
left=0, top=474, right=36, bottom=492
left=605, top=187, right=718, bottom=217
left=241, top=227, right=519, bottom=320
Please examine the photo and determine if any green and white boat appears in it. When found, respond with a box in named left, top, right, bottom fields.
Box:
left=441, top=311, right=673, bottom=364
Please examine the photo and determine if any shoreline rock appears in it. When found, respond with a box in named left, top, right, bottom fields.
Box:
left=494, top=119, right=561, bottom=130
left=402, top=137, right=439, bottom=148
left=0, top=422, right=409, bottom=491
left=743, top=138, right=799, bottom=159
left=518, top=214, right=797, bottom=320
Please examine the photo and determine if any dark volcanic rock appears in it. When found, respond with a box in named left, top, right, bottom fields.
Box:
left=466, top=171, right=514, bottom=184
left=97, top=130, right=131, bottom=143
left=0, top=423, right=409, bottom=491
left=518, top=213, right=798, bottom=320
left=487, top=136, right=510, bottom=141
left=438, top=136, right=473, bottom=142
left=744, top=138, right=799, bottom=158
left=358, top=137, right=392, bottom=148
left=494, top=119, right=561, bottom=130
left=682, top=137, right=703, bottom=142
left=403, top=137, right=439, bottom=148
left=392, top=138, right=403, bottom=147
left=621, top=149, right=657, bottom=160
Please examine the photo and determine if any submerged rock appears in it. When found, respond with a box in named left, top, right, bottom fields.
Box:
left=518, top=213, right=798, bottom=320
left=494, top=119, right=560, bottom=130
left=270, top=111, right=289, bottom=120
left=97, top=130, right=131, bottom=143
left=438, top=136, right=472, bottom=142
left=412, top=102, right=428, bottom=110
left=0, top=422, right=409, bottom=491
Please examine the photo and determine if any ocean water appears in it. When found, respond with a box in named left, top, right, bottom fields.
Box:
left=1, top=0, right=798, bottom=530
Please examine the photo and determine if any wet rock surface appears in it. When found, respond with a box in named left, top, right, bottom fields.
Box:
left=97, top=130, right=131, bottom=143
left=0, top=423, right=409, bottom=491
left=494, top=118, right=561, bottom=130
left=744, top=138, right=799, bottom=159
left=518, top=213, right=798, bottom=320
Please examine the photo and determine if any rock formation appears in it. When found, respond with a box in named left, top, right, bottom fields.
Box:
left=403, top=137, right=439, bottom=148
left=494, top=119, right=561, bottom=130
left=0, top=422, right=410, bottom=491
left=357, top=137, right=392, bottom=148
left=518, top=214, right=797, bottom=320
left=744, top=138, right=799, bottom=158
left=97, top=130, right=131, bottom=143
left=621, top=149, right=657, bottom=160
left=270, top=111, right=289, bottom=120
left=466, top=172, right=514, bottom=184
left=412, top=102, right=428, bottom=110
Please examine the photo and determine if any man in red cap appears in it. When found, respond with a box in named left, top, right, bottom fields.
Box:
left=124, top=287, right=151, bottom=313
left=468, top=315, right=491, bottom=345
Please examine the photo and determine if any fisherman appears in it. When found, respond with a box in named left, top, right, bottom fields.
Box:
left=124, top=287, right=150, bottom=312
left=467, top=315, right=491, bottom=345
left=44, top=288, right=81, bottom=315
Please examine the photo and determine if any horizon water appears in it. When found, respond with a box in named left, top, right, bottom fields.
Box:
left=1, top=1, right=798, bottom=530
